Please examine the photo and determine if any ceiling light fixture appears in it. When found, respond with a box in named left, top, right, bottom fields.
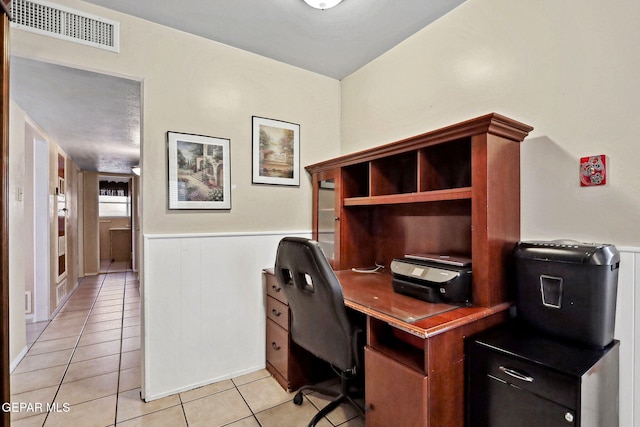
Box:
left=303, top=0, right=343, bottom=10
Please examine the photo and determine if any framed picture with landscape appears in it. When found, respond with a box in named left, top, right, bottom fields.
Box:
left=252, top=116, right=300, bottom=186
left=167, top=131, right=231, bottom=210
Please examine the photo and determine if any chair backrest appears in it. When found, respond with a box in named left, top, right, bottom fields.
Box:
left=274, top=237, right=356, bottom=372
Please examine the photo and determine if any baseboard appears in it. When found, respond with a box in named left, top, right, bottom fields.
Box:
left=10, top=346, right=29, bottom=373
left=143, top=364, right=266, bottom=402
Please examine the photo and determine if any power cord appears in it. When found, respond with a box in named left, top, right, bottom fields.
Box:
left=351, top=263, right=385, bottom=274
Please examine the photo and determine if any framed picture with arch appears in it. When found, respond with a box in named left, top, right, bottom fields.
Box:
left=167, top=131, right=231, bottom=210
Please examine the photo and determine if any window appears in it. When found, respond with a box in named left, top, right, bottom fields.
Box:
left=99, top=177, right=131, bottom=217
left=99, top=194, right=130, bottom=217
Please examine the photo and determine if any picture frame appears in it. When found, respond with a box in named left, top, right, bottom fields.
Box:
left=167, top=131, right=231, bottom=210
left=252, top=116, right=300, bottom=186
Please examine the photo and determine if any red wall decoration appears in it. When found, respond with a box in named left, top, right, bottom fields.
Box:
left=580, top=154, right=606, bottom=186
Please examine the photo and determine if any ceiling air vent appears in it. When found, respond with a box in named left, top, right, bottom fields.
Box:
left=11, top=0, right=120, bottom=53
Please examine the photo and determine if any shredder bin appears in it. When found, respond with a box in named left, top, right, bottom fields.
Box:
left=514, top=241, right=619, bottom=348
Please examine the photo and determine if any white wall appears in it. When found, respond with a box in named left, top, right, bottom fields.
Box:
left=8, top=101, right=28, bottom=368
left=340, top=0, right=640, bottom=247
left=615, top=248, right=640, bottom=427
left=9, top=102, right=81, bottom=368
left=143, top=231, right=310, bottom=400
left=33, top=136, right=50, bottom=322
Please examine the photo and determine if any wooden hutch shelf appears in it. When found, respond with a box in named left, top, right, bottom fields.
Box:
left=343, top=187, right=473, bottom=206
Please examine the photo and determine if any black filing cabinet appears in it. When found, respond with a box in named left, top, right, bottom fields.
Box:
left=466, top=323, right=619, bottom=427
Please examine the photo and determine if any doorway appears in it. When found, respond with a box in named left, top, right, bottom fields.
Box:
left=8, top=58, right=142, bottom=382
left=98, top=175, right=134, bottom=274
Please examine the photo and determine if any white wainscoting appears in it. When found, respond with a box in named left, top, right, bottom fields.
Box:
left=142, top=234, right=639, bottom=419
left=615, top=247, right=640, bottom=427
left=142, top=230, right=310, bottom=401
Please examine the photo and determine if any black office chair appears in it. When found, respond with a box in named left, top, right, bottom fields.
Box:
left=274, top=237, right=365, bottom=427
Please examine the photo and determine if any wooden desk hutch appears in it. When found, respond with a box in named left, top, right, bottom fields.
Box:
left=265, top=113, right=533, bottom=426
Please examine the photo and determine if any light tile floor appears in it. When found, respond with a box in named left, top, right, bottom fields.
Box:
left=99, top=259, right=132, bottom=274
left=11, top=272, right=365, bottom=427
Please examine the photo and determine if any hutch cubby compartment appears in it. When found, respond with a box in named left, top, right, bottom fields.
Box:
left=342, top=162, right=369, bottom=199
left=418, top=138, right=471, bottom=192
left=370, top=151, right=418, bottom=196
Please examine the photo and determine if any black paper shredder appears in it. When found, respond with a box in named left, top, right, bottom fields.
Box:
left=514, top=240, right=620, bottom=348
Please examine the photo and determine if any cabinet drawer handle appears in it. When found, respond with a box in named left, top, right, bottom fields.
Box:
left=271, top=342, right=281, bottom=351
left=271, top=285, right=281, bottom=293
left=271, top=309, right=282, bottom=317
left=499, top=366, right=534, bottom=382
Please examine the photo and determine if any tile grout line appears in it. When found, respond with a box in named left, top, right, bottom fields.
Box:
left=177, top=387, right=191, bottom=426
left=113, top=270, right=140, bottom=425
left=112, top=272, right=129, bottom=427
left=40, top=273, right=108, bottom=426
left=229, top=379, right=263, bottom=427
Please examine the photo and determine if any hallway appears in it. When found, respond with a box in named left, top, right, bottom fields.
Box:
left=10, top=272, right=364, bottom=426
left=99, top=260, right=133, bottom=275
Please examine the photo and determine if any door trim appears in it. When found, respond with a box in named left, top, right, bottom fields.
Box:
left=1, top=2, right=12, bottom=425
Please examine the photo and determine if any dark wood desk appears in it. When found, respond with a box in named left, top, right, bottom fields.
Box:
left=339, top=270, right=509, bottom=426
left=338, top=270, right=508, bottom=337
left=297, top=114, right=532, bottom=425
left=264, top=269, right=510, bottom=426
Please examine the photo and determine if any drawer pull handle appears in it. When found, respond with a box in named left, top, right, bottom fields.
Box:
left=271, top=309, right=281, bottom=317
left=271, top=285, right=281, bottom=293
left=271, top=342, right=281, bottom=351
left=499, top=366, right=534, bottom=383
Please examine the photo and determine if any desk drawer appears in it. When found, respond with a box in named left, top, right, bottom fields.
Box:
left=267, top=296, right=289, bottom=330
left=469, top=342, right=577, bottom=409
left=266, top=319, right=289, bottom=378
left=265, top=271, right=288, bottom=304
